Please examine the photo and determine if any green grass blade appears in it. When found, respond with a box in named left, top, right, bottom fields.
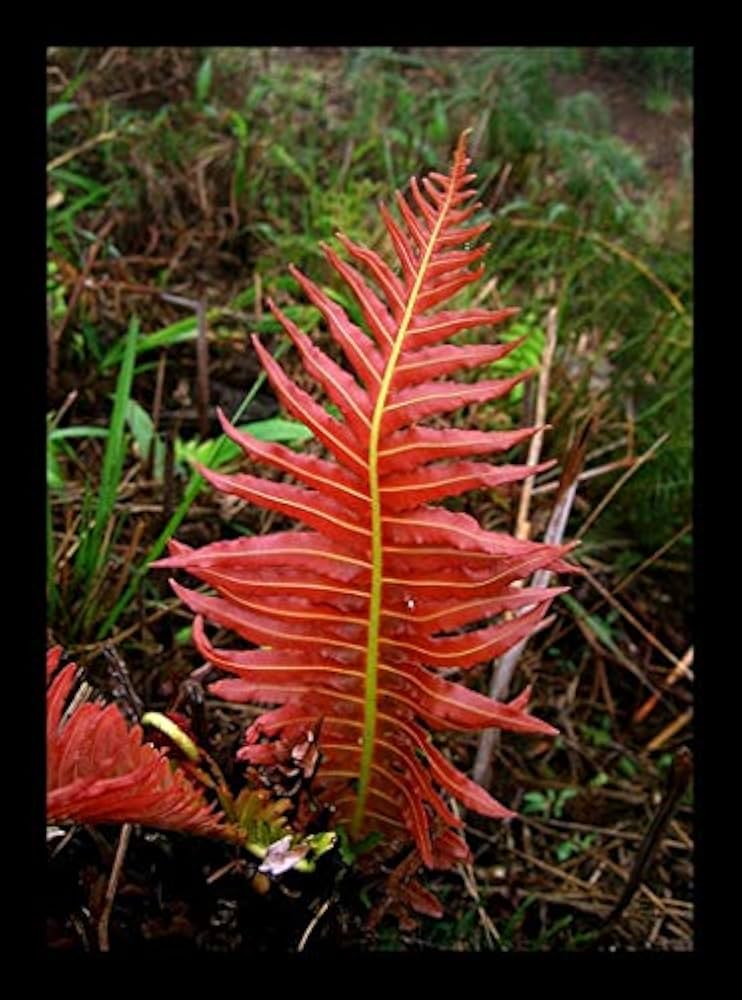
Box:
left=47, top=102, right=77, bottom=128
left=48, top=168, right=104, bottom=193
left=100, top=305, right=319, bottom=370
left=100, top=315, right=202, bottom=370
left=195, top=56, right=213, bottom=103
left=48, top=426, right=110, bottom=442
left=96, top=338, right=289, bottom=640
left=272, top=144, right=313, bottom=190
left=49, top=186, right=111, bottom=229
left=78, top=316, right=139, bottom=586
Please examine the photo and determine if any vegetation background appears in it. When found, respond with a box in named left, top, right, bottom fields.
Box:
left=46, top=46, right=693, bottom=952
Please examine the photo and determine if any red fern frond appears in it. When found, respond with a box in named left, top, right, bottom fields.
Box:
left=46, top=646, right=234, bottom=839
left=154, top=132, right=572, bottom=878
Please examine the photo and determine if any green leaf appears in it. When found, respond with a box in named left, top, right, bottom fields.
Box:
left=230, top=111, right=249, bottom=199
left=230, top=109, right=248, bottom=144
left=546, top=202, right=571, bottom=223
left=335, top=826, right=381, bottom=864
left=554, top=834, right=595, bottom=862
left=428, top=100, right=449, bottom=144
left=305, top=831, right=337, bottom=860
left=617, top=755, right=638, bottom=779
left=177, top=417, right=313, bottom=471
left=580, top=722, right=612, bottom=749
left=553, top=787, right=578, bottom=818
left=521, top=791, right=549, bottom=815
left=125, top=399, right=166, bottom=480
left=174, top=625, right=192, bottom=645
left=240, top=417, right=314, bottom=444
left=195, top=56, right=213, bottom=103
left=486, top=314, right=546, bottom=403
left=554, top=839, right=576, bottom=862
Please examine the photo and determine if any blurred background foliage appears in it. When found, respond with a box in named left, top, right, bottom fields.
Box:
left=47, top=43, right=692, bottom=645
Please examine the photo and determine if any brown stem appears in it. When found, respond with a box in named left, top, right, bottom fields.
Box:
left=598, top=748, right=692, bottom=933
left=160, top=294, right=210, bottom=439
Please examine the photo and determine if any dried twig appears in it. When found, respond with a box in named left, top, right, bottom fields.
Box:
left=103, top=520, right=147, bottom=620
left=490, top=162, right=513, bottom=211
left=297, top=897, right=333, bottom=953
left=160, top=293, right=210, bottom=439
left=575, top=432, right=670, bottom=539
left=582, top=567, right=683, bottom=668
left=49, top=389, right=79, bottom=430
left=634, top=646, right=694, bottom=724
left=645, top=710, right=693, bottom=753
left=571, top=611, right=659, bottom=695
left=535, top=517, right=693, bottom=677
left=517, top=814, right=690, bottom=850
left=69, top=599, right=179, bottom=655
left=451, top=800, right=500, bottom=949
left=472, top=275, right=500, bottom=309
left=614, top=520, right=692, bottom=597
left=47, top=130, right=118, bottom=173
left=97, top=822, right=132, bottom=952
left=530, top=455, right=634, bottom=495
left=195, top=301, right=210, bottom=439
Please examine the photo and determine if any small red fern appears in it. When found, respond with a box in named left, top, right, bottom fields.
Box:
left=155, top=132, right=572, bottom=889
left=46, top=646, right=231, bottom=839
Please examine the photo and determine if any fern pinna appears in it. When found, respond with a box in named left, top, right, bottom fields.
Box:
left=46, top=646, right=230, bottom=838
left=155, top=132, right=571, bottom=899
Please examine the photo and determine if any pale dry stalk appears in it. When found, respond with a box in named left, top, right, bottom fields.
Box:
left=473, top=308, right=569, bottom=789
